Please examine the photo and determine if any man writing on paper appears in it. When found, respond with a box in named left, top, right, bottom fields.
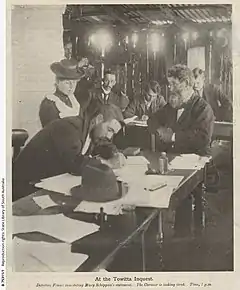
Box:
left=123, top=80, right=166, bottom=120
left=13, top=104, right=125, bottom=200
left=148, top=64, right=215, bottom=156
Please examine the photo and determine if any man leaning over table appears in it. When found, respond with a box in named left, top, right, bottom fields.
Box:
left=148, top=64, right=215, bottom=238
left=13, top=104, right=124, bottom=201
left=148, top=64, right=215, bottom=156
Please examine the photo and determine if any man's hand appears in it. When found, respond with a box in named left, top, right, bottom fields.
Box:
left=99, top=152, right=126, bottom=169
left=78, top=57, right=89, bottom=68
left=141, top=115, right=149, bottom=122
left=156, top=127, right=174, bottom=143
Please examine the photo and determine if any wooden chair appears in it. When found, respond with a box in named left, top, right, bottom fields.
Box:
left=12, top=129, right=29, bottom=161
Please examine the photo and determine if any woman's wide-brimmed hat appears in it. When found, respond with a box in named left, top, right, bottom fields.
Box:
left=71, top=158, right=124, bottom=203
left=50, top=59, right=85, bottom=80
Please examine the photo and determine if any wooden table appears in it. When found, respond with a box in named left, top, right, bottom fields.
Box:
left=13, top=153, right=208, bottom=272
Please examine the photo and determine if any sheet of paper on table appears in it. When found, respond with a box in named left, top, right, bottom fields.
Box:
left=114, top=165, right=148, bottom=184
left=33, top=195, right=58, bottom=209
left=35, top=173, right=81, bottom=196
left=74, top=199, right=124, bottom=215
left=124, top=115, right=138, bottom=124
left=169, top=154, right=210, bottom=170
left=129, top=120, right=148, bottom=127
left=13, top=214, right=99, bottom=244
left=122, top=175, right=184, bottom=208
left=13, top=237, right=88, bottom=272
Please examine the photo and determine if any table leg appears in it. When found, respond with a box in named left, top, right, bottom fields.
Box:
left=174, top=195, right=193, bottom=237
left=156, top=210, right=164, bottom=270
left=141, top=232, right=146, bottom=271
left=193, top=182, right=206, bottom=237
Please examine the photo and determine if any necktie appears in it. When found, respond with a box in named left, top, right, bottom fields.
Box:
left=104, top=94, right=108, bottom=104
left=177, top=108, right=184, bottom=121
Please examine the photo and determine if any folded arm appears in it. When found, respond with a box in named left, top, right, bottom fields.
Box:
left=123, top=99, right=137, bottom=118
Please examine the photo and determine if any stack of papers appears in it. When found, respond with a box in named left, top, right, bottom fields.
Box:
left=169, top=154, right=210, bottom=170
left=13, top=237, right=88, bottom=272
left=13, top=214, right=99, bottom=243
left=35, top=173, right=81, bottom=196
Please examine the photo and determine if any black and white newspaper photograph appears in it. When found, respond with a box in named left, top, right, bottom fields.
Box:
left=2, top=1, right=240, bottom=290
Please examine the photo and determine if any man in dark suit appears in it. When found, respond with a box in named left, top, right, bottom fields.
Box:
left=192, top=67, right=232, bottom=122
left=13, top=105, right=123, bottom=201
left=148, top=65, right=215, bottom=238
left=148, top=64, right=215, bottom=156
left=88, top=69, right=129, bottom=113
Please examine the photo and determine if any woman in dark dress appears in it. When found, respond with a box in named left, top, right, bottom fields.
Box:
left=39, top=59, right=84, bottom=127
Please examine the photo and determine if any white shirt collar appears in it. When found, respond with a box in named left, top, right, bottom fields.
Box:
left=198, top=88, right=203, bottom=98
left=102, top=86, right=111, bottom=95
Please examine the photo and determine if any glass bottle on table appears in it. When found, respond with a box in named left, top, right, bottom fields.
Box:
left=159, top=152, right=168, bottom=174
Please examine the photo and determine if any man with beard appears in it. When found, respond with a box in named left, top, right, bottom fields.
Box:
left=13, top=104, right=124, bottom=201
left=148, top=64, right=215, bottom=156
left=147, top=65, right=215, bottom=238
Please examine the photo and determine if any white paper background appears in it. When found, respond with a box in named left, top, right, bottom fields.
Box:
left=2, top=1, right=240, bottom=290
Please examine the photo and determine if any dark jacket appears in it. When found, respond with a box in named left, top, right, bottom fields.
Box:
left=123, top=94, right=166, bottom=118
left=202, top=84, right=232, bottom=122
left=88, top=87, right=129, bottom=113
left=74, top=78, right=94, bottom=110
left=13, top=111, right=93, bottom=200
left=148, top=93, right=215, bottom=156
left=39, top=89, right=80, bottom=127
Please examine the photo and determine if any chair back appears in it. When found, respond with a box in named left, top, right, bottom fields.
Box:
left=12, top=129, right=29, bottom=161
left=212, top=121, right=233, bottom=141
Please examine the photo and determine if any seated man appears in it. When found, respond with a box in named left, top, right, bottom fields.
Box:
left=13, top=104, right=123, bottom=201
left=123, top=80, right=166, bottom=120
left=148, top=64, right=215, bottom=156
left=88, top=69, right=129, bottom=113
left=192, top=67, right=232, bottom=122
